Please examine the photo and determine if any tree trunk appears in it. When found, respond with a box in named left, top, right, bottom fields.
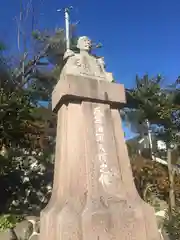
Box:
left=167, top=148, right=175, bottom=216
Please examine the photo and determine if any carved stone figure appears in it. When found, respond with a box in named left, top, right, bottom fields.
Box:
left=62, top=36, right=113, bottom=82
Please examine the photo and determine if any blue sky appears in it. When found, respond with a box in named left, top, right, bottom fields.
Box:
left=1, top=0, right=180, bottom=139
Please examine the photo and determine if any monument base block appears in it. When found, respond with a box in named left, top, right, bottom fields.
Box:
left=40, top=75, right=161, bottom=240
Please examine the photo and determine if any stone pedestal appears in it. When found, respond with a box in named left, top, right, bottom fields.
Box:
left=40, top=75, right=161, bottom=240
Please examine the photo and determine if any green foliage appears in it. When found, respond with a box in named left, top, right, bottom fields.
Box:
left=126, top=74, right=180, bottom=145
left=0, top=214, right=24, bottom=232
left=0, top=39, right=55, bottom=214
left=163, top=207, right=180, bottom=239
left=127, top=74, right=166, bottom=123
left=0, top=148, right=53, bottom=214
left=126, top=136, right=140, bottom=159
left=0, top=86, right=39, bottom=148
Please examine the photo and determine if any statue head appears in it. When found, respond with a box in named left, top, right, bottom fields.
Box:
left=77, top=36, right=92, bottom=52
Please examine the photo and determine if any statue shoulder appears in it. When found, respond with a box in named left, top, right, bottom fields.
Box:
left=63, top=49, right=76, bottom=60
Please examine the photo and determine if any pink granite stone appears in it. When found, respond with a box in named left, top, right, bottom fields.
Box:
left=40, top=74, right=161, bottom=240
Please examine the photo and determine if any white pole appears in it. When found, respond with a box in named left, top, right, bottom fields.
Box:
left=57, top=6, right=72, bottom=50
left=65, top=8, right=70, bottom=50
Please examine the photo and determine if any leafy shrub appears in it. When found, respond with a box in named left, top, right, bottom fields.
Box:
left=163, top=207, right=180, bottom=240
left=0, top=214, right=24, bottom=232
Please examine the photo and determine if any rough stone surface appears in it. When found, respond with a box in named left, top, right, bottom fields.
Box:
left=0, top=231, right=10, bottom=240
left=29, top=233, right=39, bottom=240
left=14, top=220, right=32, bottom=239
left=52, top=75, right=125, bottom=113
left=39, top=72, right=161, bottom=239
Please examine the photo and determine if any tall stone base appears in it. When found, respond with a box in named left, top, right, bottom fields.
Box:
left=40, top=75, right=161, bottom=240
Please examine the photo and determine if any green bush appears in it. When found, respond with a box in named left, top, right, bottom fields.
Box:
left=0, top=214, right=24, bottom=232
left=163, top=207, right=180, bottom=240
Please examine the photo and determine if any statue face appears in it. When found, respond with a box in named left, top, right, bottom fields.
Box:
left=77, top=36, right=92, bottom=51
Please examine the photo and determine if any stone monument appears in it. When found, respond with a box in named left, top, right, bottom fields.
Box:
left=39, top=36, right=161, bottom=240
